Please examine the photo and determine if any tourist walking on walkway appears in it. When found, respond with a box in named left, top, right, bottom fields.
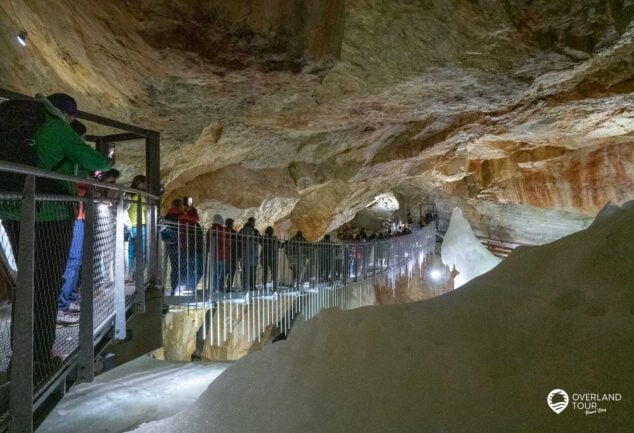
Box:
left=56, top=120, right=90, bottom=326
left=260, top=226, right=279, bottom=290
left=161, top=199, right=185, bottom=293
left=56, top=184, right=86, bottom=326
left=318, top=234, right=333, bottom=283
left=179, top=204, right=203, bottom=292
left=208, top=214, right=230, bottom=293
left=286, top=231, right=306, bottom=289
left=239, top=217, right=260, bottom=291
left=225, top=218, right=238, bottom=291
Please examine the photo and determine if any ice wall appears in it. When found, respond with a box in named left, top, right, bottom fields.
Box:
left=440, top=207, right=501, bottom=288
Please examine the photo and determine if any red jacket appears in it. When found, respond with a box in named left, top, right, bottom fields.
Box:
left=209, top=223, right=231, bottom=261
left=179, top=207, right=200, bottom=225
left=165, top=207, right=184, bottom=221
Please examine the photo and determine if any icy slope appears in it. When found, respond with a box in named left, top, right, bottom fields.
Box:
left=132, top=205, right=634, bottom=433
left=38, top=357, right=229, bottom=433
left=441, top=207, right=501, bottom=287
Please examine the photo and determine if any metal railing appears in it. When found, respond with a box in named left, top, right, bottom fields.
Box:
left=0, top=160, right=438, bottom=430
left=0, top=161, right=159, bottom=432
left=160, top=221, right=437, bottom=347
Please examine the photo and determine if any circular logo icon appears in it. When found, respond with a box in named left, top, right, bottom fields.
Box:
left=547, top=389, right=569, bottom=414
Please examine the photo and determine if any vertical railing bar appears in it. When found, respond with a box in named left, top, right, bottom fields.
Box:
left=9, top=175, right=36, bottom=433
left=78, top=186, right=96, bottom=383
left=134, top=194, right=145, bottom=312
left=147, top=198, right=158, bottom=287
left=114, top=196, right=126, bottom=341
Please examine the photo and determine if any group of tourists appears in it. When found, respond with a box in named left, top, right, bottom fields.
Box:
left=160, top=206, right=278, bottom=294
left=159, top=207, right=423, bottom=294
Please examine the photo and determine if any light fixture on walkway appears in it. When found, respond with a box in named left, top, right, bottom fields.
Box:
left=429, top=269, right=442, bottom=281
left=17, top=30, right=27, bottom=46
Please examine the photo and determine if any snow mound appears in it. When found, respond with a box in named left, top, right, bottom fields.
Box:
left=131, top=205, right=634, bottom=433
left=441, top=207, right=501, bottom=287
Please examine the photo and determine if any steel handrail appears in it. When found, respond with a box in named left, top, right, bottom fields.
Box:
left=0, top=160, right=158, bottom=199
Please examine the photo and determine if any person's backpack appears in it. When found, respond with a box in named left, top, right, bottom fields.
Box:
left=0, top=99, right=67, bottom=195
left=0, top=99, right=46, bottom=190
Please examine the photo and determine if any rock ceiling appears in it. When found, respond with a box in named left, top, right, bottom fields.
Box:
left=1, top=0, right=633, bottom=240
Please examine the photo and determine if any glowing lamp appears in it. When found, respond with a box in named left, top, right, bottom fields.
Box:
left=17, top=31, right=27, bottom=46
left=430, top=269, right=442, bottom=280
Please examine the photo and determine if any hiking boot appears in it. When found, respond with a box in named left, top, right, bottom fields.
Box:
left=56, top=311, right=79, bottom=326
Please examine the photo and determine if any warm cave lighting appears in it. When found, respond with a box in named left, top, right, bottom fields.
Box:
left=16, top=30, right=27, bottom=46
left=429, top=269, right=442, bottom=281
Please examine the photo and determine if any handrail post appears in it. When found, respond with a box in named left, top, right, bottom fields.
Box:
left=134, top=195, right=145, bottom=312
left=373, top=243, right=377, bottom=278
left=78, top=186, right=96, bottom=383
left=147, top=197, right=158, bottom=287
left=9, top=175, right=36, bottom=433
left=114, top=196, right=126, bottom=341
left=145, top=130, right=160, bottom=290
left=354, top=242, right=359, bottom=283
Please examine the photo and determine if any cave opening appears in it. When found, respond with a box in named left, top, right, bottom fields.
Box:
left=336, top=192, right=401, bottom=238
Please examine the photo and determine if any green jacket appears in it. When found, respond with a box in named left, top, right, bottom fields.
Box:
left=0, top=97, right=112, bottom=222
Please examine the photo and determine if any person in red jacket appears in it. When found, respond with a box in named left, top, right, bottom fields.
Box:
left=178, top=204, right=203, bottom=291
left=207, top=214, right=230, bottom=293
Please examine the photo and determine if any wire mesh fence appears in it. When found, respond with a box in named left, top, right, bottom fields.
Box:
left=0, top=165, right=159, bottom=427
left=161, top=221, right=437, bottom=347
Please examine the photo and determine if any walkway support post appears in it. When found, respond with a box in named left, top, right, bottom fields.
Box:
left=9, top=175, right=36, bottom=433
left=78, top=187, right=96, bottom=383
left=135, top=195, right=145, bottom=313
left=145, top=132, right=160, bottom=288
left=114, top=196, right=126, bottom=341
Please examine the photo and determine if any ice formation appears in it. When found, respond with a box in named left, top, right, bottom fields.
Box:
left=38, top=357, right=229, bottom=433
left=441, top=207, right=501, bottom=288
left=131, top=204, right=633, bottom=433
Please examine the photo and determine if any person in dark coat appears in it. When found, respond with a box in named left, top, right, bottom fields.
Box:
left=161, top=199, right=185, bottom=293
left=239, top=217, right=260, bottom=290
left=318, top=234, right=333, bottom=283
left=260, top=226, right=279, bottom=290
left=178, top=206, right=203, bottom=292
left=285, top=230, right=306, bottom=289
left=207, top=214, right=230, bottom=293
left=225, top=218, right=238, bottom=291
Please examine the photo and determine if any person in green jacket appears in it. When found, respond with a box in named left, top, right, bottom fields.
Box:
left=0, top=93, right=111, bottom=383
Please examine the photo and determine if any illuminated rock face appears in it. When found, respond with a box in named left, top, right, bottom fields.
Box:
left=1, top=0, right=633, bottom=241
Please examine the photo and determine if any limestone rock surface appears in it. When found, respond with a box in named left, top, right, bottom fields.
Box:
left=1, top=0, right=633, bottom=241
